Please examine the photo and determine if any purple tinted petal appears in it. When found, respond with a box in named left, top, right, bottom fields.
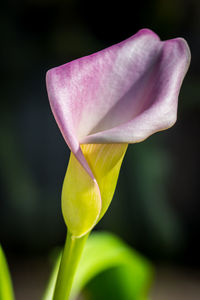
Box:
left=81, top=37, right=191, bottom=144
left=46, top=28, right=190, bottom=171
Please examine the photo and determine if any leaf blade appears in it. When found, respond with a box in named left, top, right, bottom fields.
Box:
left=43, top=231, right=154, bottom=300
left=0, top=245, right=15, bottom=300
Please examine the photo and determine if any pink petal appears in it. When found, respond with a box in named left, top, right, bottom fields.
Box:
left=82, top=37, right=190, bottom=144
left=46, top=28, right=190, bottom=170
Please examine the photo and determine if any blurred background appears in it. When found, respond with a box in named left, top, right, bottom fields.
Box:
left=0, top=0, right=200, bottom=299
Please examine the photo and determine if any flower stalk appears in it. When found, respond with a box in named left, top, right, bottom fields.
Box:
left=53, top=231, right=89, bottom=300
left=46, top=28, right=191, bottom=300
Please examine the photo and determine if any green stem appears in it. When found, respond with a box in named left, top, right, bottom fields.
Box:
left=53, top=231, right=89, bottom=300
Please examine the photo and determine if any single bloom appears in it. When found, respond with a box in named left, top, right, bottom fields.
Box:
left=46, top=29, right=190, bottom=237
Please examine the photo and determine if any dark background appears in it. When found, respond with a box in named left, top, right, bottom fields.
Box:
left=0, top=0, right=199, bottom=297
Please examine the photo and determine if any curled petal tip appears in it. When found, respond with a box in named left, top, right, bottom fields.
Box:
left=136, top=28, right=160, bottom=39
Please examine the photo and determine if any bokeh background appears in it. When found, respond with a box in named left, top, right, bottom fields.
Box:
left=1, top=0, right=200, bottom=299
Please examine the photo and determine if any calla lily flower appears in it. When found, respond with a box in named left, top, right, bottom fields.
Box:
left=46, top=29, right=190, bottom=237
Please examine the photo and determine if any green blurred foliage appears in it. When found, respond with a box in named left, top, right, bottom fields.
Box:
left=0, top=245, right=15, bottom=300
left=43, top=231, right=153, bottom=300
left=0, top=0, right=199, bottom=267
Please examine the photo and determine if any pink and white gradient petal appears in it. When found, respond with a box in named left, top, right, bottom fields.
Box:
left=46, top=28, right=190, bottom=175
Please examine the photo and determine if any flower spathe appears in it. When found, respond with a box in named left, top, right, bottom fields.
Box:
left=46, top=29, right=190, bottom=237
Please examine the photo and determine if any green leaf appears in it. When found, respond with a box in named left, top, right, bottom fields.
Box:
left=0, top=245, right=15, bottom=300
left=43, top=231, right=153, bottom=300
